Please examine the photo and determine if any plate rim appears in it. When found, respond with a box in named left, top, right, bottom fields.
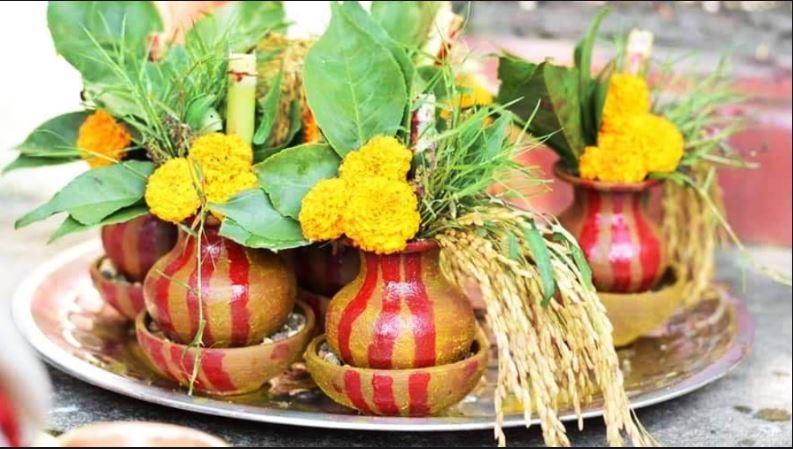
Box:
left=12, top=240, right=755, bottom=432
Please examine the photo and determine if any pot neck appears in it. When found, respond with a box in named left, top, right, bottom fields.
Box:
left=554, top=162, right=658, bottom=193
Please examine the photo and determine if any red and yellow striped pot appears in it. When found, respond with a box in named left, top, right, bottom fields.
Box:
left=306, top=326, right=488, bottom=417
left=289, top=244, right=360, bottom=298
left=136, top=301, right=315, bottom=396
left=90, top=257, right=145, bottom=320
left=143, top=225, right=296, bottom=348
left=325, top=241, right=476, bottom=370
left=556, top=164, right=667, bottom=293
left=100, top=214, right=177, bottom=282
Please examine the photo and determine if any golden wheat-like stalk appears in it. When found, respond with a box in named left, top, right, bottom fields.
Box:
left=436, top=205, right=657, bottom=447
left=661, top=164, right=727, bottom=306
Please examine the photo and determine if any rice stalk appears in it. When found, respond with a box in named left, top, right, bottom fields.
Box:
left=437, top=205, right=658, bottom=447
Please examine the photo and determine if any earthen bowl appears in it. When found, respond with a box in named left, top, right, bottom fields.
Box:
left=136, top=301, right=315, bottom=396
left=90, top=257, right=145, bottom=321
left=600, top=267, right=687, bottom=346
left=306, top=326, right=488, bottom=416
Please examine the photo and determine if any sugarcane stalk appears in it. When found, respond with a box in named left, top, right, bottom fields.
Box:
left=227, top=53, right=257, bottom=144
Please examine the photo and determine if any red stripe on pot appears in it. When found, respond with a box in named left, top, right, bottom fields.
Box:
left=123, top=216, right=142, bottom=280
left=154, top=237, right=195, bottom=335
left=201, top=351, right=235, bottom=392
left=578, top=189, right=601, bottom=264
left=226, top=240, right=251, bottom=347
left=338, top=253, right=379, bottom=364
left=103, top=282, right=122, bottom=316
left=137, top=217, right=161, bottom=279
left=610, top=194, right=633, bottom=292
left=633, top=196, right=662, bottom=291
left=140, top=331, right=176, bottom=382
left=343, top=370, right=372, bottom=413
left=169, top=346, right=208, bottom=391
left=186, top=242, right=216, bottom=344
left=368, top=254, right=402, bottom=368
left=129, top=286, right=145, bottom=318
left=408, top=372, right=431, bottom=416
left=371, top=374, right=399, bottom=415
left=404, top=253, right=436, bottom=368
left=102, top=223, right=125, bottom=276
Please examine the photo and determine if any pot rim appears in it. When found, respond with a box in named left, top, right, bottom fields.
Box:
left=305, top=325, right=489, bottom=376
left=553, top=161, right=659, bottom=192
left=341, top=238, right=439, bottom=254
left=91, top=256, right=140, bottom=287
left=135, top=300, right=316, bottom=354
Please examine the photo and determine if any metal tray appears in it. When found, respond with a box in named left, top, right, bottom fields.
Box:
left=12, top=240, right=753, bottom=431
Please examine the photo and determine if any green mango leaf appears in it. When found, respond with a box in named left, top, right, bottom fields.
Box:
left=49, top=203, right=149, bottom=243
left=255, top=143, right=340, bottom=219
left=253, top=65, right=284, bottom=145
left=187, top=1, right=285, bottom=53
left=340, top=1, right=414, bottom=99
left=497, top=55, right=538, bottom=110
left=524, top=223, right=557, bottom=306
left=371, top=1, right=442, bottom=50
left=304, top=2, right=408, bottom=156
left=47, top=1, right=163, bottom=82
left=2, top=155, right=77, bottom=174
left=6, top=111, right=89, bottom=170
left=498, top=59, right=584, bottom=170
left=219, top=217, right=306, bottom=251
left=210, top=189, right=306, bottom=248
left=592, top=63, right=614, bottom=137
left=574, top=7, right=609, bottom=144
left=16, top=160, right=154, bottom=229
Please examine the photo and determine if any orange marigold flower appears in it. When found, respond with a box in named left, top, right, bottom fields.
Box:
left=631, top=114, right=685, bottom=173
left=299, top=178, right=349, bottom=241
left=601, top=73, right=651, bottom=134
left=342, top=177, right=420, bottom=254
left=145, top=158, right=201, bottom=223
left=339, top=135, right=412, bottom=182
left=76, top=109, right=132, bottom=168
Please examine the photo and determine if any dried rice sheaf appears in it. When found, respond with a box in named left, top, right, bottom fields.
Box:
left=436, top=206, right=657, bottom=447
left=256, top=33, right=315, bottom=147
left=661, top=164, right=727, bottom=307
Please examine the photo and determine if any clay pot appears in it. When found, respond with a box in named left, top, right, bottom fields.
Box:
left=100, top=214, right=177, bottom=282
left=306, top=326, right=488, bottom=417
left=600, top=267, right=686, bottom=346
left=57, top=422, right=228, bottom=447
left=325, top=240, right=476, bottom=369
left=90, top=257, right=145, bottom=320
left=299, top=289, right=331, bottom=335
left=556, top=163, right=667, bottom=293
left=136, top=302, right=315, bottom=396
left=290, top=244, right=359, bottom=297
left=143, top=226, right=296, bottom=347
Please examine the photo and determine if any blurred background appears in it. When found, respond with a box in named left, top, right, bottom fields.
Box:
left=1, top=1, right=790, bottom=248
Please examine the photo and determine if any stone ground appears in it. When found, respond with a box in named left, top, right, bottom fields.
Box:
left=0, top=191, right=791, bottom=446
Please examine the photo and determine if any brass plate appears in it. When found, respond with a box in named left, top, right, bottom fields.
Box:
left=12, top=241, right=752, bottom=431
